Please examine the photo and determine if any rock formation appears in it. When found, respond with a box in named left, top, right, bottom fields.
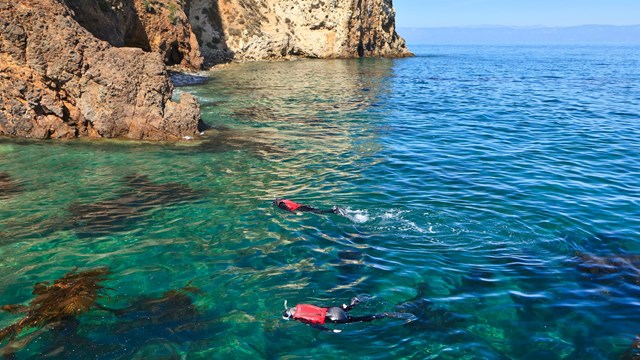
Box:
left=64, top=0, right=203, bottom=69
left=189, top=0, right=412, bottom=65
left=0, top=0, right=202, bottom=140
left=0, top=0, right=409, bottom=140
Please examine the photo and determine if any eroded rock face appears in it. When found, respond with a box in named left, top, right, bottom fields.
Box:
left=0, top=1, right=202, bottom=140
left=189, top=0, right=411, bottom=65
left=0, top=0, right=408, bottom=140
left=64, top=0, right=203, bottom=69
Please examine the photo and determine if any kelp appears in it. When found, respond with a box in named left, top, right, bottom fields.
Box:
left=1, top=280, right=204, bottom=359
left=68, top=174, right=206, bottom=236
left=574, top=251, right=640, bottom=285
left=0, top=268, right=110, bottom=343
left=396, top=282, right=470, bottom=331
left=0, top=172, right=23, bottom=199
left=622, top=335, right=640, bottom=360
left=113, top=285, right=202, bottom=324
left=195, top=125, right=285, bottom=155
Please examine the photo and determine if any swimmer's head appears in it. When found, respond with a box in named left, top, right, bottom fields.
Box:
left=282, top=300, right=295, bottom=320
left=282, top=307, right=296, bottom=320
left=273, top=197, right=282, bottom=206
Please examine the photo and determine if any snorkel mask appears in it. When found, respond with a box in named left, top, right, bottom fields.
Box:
left=282, top=300, right=295, bottom=320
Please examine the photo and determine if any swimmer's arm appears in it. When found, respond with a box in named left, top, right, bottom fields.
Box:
left=308, top=324, right=341, bottom=333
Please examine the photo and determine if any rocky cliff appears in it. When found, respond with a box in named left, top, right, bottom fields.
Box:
left=0, top=0, right=409, bottom=140
left=190, top=0, right=411, bottom=65
left=0, top=0, right=202, bottom=140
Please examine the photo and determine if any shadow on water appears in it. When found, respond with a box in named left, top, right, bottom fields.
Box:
left=67, top=174, right=207, bottom=237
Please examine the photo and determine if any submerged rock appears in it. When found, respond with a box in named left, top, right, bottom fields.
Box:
left=195, top=126, right=285, bottom=155
left=622, top=335, right=640, bottom=360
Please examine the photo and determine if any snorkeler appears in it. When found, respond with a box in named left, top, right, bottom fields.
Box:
left=282, top=297, right=411, bottom=332
left=273, top=197, right=347, bottom=216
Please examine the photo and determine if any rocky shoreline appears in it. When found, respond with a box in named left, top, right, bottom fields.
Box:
left=0, top=0, right=410, bottom=141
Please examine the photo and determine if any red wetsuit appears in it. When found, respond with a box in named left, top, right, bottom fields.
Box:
left=274, top=198, right=342, bottom=215
left=279, top=199, right=302, bottom=212
left=292, top=304, right=328, bottom=324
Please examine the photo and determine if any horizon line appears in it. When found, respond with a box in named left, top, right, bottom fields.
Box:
left=398, top=24, right=640, bottom=29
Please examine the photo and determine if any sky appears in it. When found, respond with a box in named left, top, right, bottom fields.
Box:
left=394, top=0, right=640, bottom=28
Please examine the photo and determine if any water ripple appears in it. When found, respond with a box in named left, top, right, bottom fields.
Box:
left=1, top=45, right=640, bottom=359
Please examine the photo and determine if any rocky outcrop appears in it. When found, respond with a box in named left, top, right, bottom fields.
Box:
left=64, top=0, right=203, bottom=69
left=0, top=0, right=203, bottom=140
left=189, top=0, right=411, bottom=65
left=0, top=0, right=408, bottom=140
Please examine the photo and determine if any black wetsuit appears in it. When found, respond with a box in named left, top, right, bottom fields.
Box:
left=324, top=303, right=386, bottom=324
left=284, top=297, right=388, bottom=332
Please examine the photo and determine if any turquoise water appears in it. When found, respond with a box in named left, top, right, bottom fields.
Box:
left=1, top=45, right=640, bottom=359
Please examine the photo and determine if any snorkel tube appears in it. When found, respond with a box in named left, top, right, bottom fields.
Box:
left=282, top=300, right=294, bottom=320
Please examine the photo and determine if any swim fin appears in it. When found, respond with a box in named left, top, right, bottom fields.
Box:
left=333, top=206, right=348, bottom=216
left=384, top=312, right=418, bottom=323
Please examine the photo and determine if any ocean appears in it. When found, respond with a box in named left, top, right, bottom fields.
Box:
left=1, top=44, right=639, bottom=359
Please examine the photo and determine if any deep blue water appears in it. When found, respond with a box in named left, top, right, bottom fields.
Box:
left=1, top=45, right=640, bottom=359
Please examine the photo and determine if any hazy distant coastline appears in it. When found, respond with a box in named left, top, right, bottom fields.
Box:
left=398, top=25, right=640, bottom=45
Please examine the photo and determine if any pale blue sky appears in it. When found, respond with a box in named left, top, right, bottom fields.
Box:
left=394, top=0, right=640, bottom=28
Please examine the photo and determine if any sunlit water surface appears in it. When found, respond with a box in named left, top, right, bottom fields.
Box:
left=1, top=45, right=640, bottom=359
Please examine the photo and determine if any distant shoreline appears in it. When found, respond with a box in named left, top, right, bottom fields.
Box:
left=398, top=24, right=640, bottom=45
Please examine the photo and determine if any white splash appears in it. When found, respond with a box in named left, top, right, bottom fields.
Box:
left=342, top=208, right=370, bottom=223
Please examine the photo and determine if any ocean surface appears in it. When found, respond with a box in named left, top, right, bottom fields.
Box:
left=1, top=45, right=640, bottom=359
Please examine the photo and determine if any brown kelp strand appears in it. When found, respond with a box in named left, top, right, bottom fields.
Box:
left=68, top=174, right=207, bottom=236
left=0, top=268, right=110, bottom=344
left=574, top=251, right=640, bottom=284
left=0, top=172, right=23, bottom=199
left=195, top=126, right=285, bottom=155
left=622, top=335, right=640, bottom=360
left=114, top=286, right=203, bottom=321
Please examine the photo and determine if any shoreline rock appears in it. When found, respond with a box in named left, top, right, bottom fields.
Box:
left=0, top=0, right=410, bottom=141
left=189, top=0, right=412, bottom=66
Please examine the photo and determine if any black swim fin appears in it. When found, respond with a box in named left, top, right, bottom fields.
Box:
left=384, top=312, right=418, bottom=323
left=333, top=206, right=348, bottom=216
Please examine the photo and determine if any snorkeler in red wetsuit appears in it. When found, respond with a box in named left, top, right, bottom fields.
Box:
left=273, top=197, right=347, bottom=215
left=282, top=297, right=388, bottom=332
